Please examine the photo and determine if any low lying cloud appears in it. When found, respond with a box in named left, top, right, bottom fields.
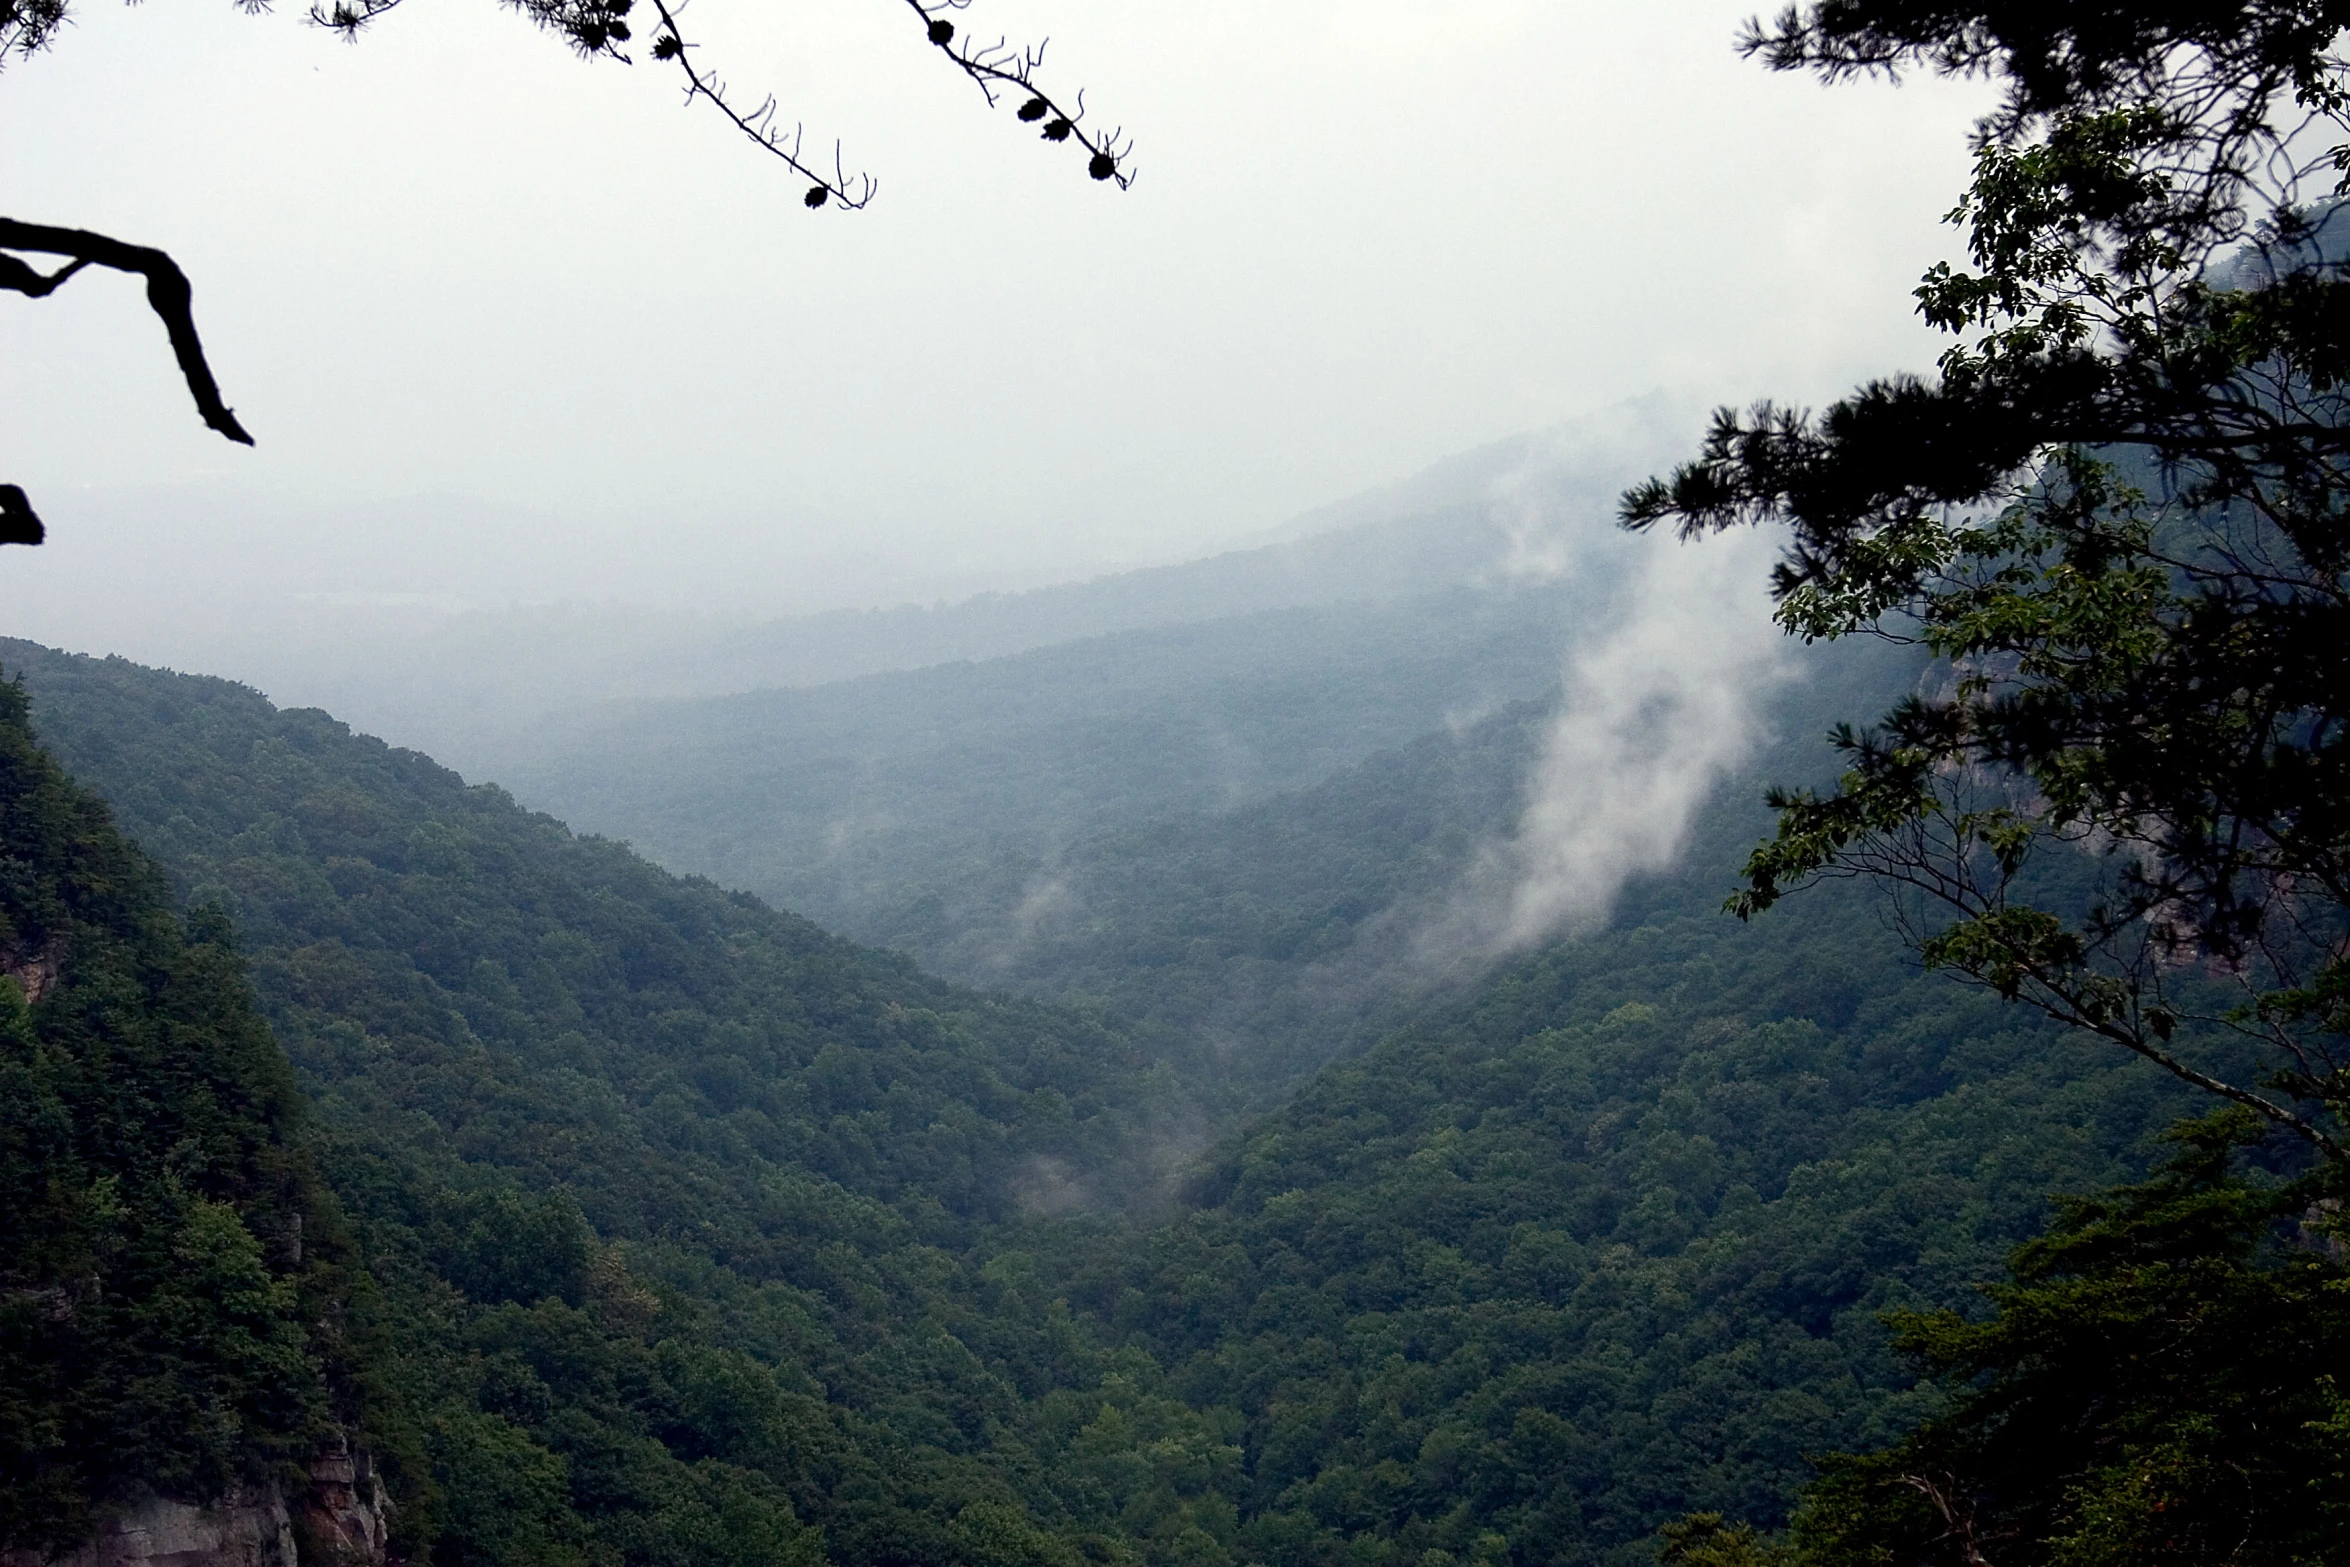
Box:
left=1498, top=527, right=1789, bottom=944
left=1426, top=463, right=1791, bottom=961
left=1483, top=393, right=1697, bottom=585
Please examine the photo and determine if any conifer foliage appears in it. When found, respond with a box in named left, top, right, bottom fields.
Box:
left=1792, top=1114, right=2350, bottom=1567
left=1627, top=4, right=2350, bottom=1560
left=1629, top=1, right=2350, bottom=1156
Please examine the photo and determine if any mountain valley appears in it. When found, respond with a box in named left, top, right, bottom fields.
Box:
left=0, top=602, right=2190, bottom=1567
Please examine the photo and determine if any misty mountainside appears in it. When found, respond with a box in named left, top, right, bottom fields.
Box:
left=492, top=562, right=1919, bottom=1096
left=489, top=582, right=1601, bottom=939
left=6, top=400, right=1683, bottom=772
left=210, top=498, right=1540, bottom=778
left=834, top=633, right=1917, bottom=1094
left=2, top=636, right=2202, bottom=1567
left=849, top=694, right=1557, bottom=1093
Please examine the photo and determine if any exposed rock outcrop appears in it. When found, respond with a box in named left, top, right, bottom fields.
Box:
left=1, top=1445, right=390, bottom=1567
left=0, top=1488, right=293, bottom=1567
left=2, top=936, right=61, bottom=1003
left=293, top=1441, right=392, bottom=1567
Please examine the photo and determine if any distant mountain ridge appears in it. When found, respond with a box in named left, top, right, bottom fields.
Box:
left=482, top=582, right=1604, bottom=934
left=0, top=397, right=1691, bottom=771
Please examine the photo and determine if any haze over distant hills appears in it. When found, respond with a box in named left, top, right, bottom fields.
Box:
left=0, top=396, right=1695, bottom=767
left=456, top=395, right=1728, bottom=974
left=453, top=391, right=1854, bottom=1096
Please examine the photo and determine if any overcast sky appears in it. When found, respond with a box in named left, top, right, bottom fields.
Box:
left=1, top=0, right=1992, bottom=615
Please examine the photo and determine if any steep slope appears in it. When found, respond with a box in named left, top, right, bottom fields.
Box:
left=0, top=679, right=369, bottom=1555
left=0, top=641, right=1224, bottom=1567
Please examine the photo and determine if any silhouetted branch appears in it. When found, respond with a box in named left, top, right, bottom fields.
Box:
left=0, top=218, right=253, bottom=445
left=0, top=485, right=42, bottom=546
left=304, top=0, right=1129, bottom=205
left=642, top=0, right=876, bottom=209
left=0, top=251, right=88, bottom=297
left=904, top=0, right=1134, bottom=187
left=310, top=0, right=636, bottom=60
left=0, top=0, right=69, bottom=62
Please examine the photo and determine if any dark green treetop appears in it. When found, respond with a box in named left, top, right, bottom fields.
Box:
left=1627, top=1, right=2350, bottom=1159
left=1663, top=1113, right=2350, bottom=1567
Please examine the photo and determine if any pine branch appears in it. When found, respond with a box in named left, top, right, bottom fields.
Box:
left=902, top=0, right=1134, bottom=188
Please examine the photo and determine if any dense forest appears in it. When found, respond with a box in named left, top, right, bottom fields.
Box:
left=0, top=638, right=1213, bottom=1567
left=12, top=3, right=2350, bottom=1566
left=0, top=639, right=2203, bottom=1567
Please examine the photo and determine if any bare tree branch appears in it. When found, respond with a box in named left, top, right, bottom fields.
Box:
left=904, top=0, right=1134, bottom=188
left=0, top=218, right=254, bottom=445
left=641, top=0, right=876, bottom=209
left=304, top=0, right=1131, bottom=206
left=0, top=251, right=89, bottom=298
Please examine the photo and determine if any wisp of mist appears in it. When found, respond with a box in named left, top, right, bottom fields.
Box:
left=1428, top=414, right=1792, bottom=962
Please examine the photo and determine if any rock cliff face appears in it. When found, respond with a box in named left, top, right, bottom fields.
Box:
left=1, top=936, right=61, bottom=1002
left=0, top=1446, right=390, bottom=1567
left=294, top=1443, right=392, bottom=1567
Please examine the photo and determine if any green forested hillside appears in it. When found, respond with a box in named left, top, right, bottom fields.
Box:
left=852, top=698, right=1551, bottom=1091
left=1009, top=886, right=2187, bottom=1567
left=4, top=638, right=2193, bottom=1567
left=1, top=639, right=1220, bottom=1567
left=0, top=678, right=359, bottom=1550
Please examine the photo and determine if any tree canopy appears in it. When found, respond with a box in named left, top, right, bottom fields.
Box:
left=1628, top=0, right=2350, bottom=1159
left=1626, top=3, right=2350, bottom=1559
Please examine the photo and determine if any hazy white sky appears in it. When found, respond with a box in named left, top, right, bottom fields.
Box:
left=1, top=0, right=1992, bottom=611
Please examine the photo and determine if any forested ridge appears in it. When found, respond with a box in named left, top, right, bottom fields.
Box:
left=0, top=639, right=2205, bottom=1567
left=0, top=637, right=1222, bottom=1567
left=0, top=676, right=359, bottom=1550
left=15, top=0, right=2350, bottom=1563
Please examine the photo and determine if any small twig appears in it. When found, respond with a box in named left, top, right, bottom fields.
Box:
left=904, top=0, right=1134, bottom=187
left=643, top=0, right=876, bottom=208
